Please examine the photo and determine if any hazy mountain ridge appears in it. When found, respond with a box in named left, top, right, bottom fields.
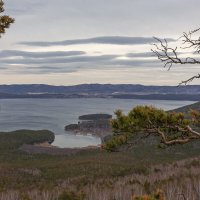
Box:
left=0, top=84, right=200, bottom=94
left=0, top=84, right=199, bottom=100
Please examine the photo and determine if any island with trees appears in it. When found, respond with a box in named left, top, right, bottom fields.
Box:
left=65, top=113, right=113, bottom=141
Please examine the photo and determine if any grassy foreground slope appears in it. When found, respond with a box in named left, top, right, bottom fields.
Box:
left=1, top=129, right=200, bottom=199
left=1, top=102, right=200, bottom=199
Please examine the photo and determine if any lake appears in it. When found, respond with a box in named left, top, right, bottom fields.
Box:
left=0, top=98, right=195, bottom=148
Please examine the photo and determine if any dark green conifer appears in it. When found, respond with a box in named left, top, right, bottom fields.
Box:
left=0, top=0, right=14, bottom=37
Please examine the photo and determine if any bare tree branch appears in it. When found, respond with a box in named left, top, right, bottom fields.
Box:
left=179, top=74, right=200, bottom=85
left=152, top=29, right=200, bottom=85
left=146, top=118, right=200, bottom=145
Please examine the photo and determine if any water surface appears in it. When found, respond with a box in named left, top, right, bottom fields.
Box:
left=0, top=98, right=195, bottom=147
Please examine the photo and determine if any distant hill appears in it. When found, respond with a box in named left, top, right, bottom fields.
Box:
left=0, top=84, right=200, bottom=94
left=171, top=101, right=200, bottom=113
left=0, top=84, right=199, bottom=100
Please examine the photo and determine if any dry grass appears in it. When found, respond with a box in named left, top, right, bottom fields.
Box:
left=1, top=130, right=200, bottom=199
left=1, top=156, right=200, bottom=200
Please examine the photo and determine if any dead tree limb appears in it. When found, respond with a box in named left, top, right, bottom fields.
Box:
left=152, top=28, right=200, bottom=85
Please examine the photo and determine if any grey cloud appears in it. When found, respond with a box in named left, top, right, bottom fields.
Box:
left=126, top=52, right=155, bottom=58
left=0, top=52, right=160, bottom=75
left=0, top=50, right=86, bottom=58
left=6, top=0, right=47, bottom=16
left=22, top=66, right=77, bottom=74
left=0, top=48, right=176, bottom=75
left=0, top=66, right=8, bottom=70
left=0, top=63, right=79, bottom=74
left=18, top=36, right=175, bottom=47
left=107, top=59, right=159, bottom=67
left=0, top=55, right=117, bottom=65
left=126, top=51, right=185, bottom=58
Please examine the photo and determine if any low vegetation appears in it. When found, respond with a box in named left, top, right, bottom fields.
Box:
left=1, top=105, right=200, bottom=199
left=104, top=105, right=200, bottom=151
left=0, top=130, right=54, bottom=151
left=133, top=189, right=165, bottom=200
left=0, top=128, right=200, bottom=199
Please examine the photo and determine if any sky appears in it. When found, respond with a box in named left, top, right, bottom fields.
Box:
left=0, top=0, right=200, bottom=86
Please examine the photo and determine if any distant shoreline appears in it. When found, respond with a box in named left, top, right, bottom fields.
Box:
left=66, top=129, right=112, bottom=142
left=0, top=83, right=199, bottom=101
left=0, top=94, right=198, bottom=101
left=20, top=142, right=101, bottom=155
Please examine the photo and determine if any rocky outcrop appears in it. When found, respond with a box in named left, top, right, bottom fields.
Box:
left=79, top=114, right=112, bottom=121
left=65, top=124, right=79, bottom=131
left=65, top=114, right=113, bottom=140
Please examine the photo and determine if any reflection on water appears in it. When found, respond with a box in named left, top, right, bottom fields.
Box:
left=0, top=98, right=195, bottom=148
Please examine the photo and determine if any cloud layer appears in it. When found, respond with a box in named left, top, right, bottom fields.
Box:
left=0, top=0, right=199, bottom=85
left=0, top=48, right=159, bottom=72
left=18, top=36, right=175, bottom=47
left=0, top=50, right=86, bottom=58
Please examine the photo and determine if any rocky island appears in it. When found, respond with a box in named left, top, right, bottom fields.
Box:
left=65, top=113, right=113, bottom=141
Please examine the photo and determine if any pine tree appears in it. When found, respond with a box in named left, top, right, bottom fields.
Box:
left=0, top=0, right=14, bottom=37
left=104, top=105, right=200, bottom=151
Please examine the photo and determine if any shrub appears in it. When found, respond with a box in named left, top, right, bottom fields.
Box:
left=132, top=189, right=165, bottom=200
left=58, top=191, right=86, bottom=200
